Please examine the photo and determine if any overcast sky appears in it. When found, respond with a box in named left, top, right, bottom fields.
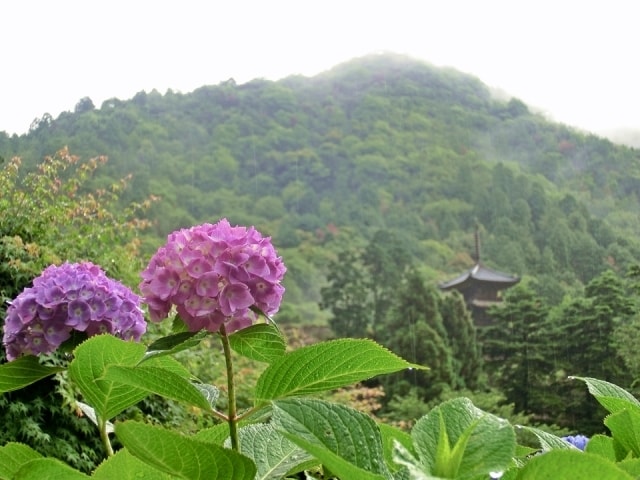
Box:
left=2, top=1, right=638, bottom=136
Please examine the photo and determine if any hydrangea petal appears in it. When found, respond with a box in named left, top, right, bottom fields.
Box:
left=139, top=219, right=286, bottom=333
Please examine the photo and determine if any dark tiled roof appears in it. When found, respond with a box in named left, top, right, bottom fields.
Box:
left=439, top=262, right=520, bottom=290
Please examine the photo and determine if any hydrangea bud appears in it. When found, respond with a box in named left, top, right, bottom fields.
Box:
left=2, top=262, right=146, bottom=361
left=139, top=219, right=286, bottom=333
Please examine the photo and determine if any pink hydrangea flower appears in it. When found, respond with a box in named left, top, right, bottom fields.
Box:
left=2, top=262, right=146, bottom=361
left=139, top=219, right=286, bottom=333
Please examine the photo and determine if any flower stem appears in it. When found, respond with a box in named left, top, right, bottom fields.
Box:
left=219, top=324, right=239, bottom=451
left=98, top=417, right=114, bottom=457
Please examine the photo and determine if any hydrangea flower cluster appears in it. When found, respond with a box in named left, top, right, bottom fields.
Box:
left=139, top=219, right=286, bottom=334
left=2, top=262, right=146, bottom=361
left=562, top=434, right=589, bottom=451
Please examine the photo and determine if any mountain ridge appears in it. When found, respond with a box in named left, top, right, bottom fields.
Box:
left=1, top=53, right=639, bottom=314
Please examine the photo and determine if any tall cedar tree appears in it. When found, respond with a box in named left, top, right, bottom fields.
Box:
left=320, top=249, right=370, bottom=338
left=320, top=229, right=411, bottom=338
left=379, top=269, right=456, bottom=402
left=546, top=270, right=637, bottom=432
left=480, top=282, right=551, bottom=414
left=440, top=291, right=483, bottom=390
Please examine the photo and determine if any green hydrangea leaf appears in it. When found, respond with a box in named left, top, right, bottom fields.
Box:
left=272, top=398, right=390, bottom=479
left=114, top=421, right=256, bottom=480
left=391, top=441, right=428, bottom=480
left=618, top=458, right=640, bottom=477
left=411, top=397, right=515, bottom=478
left=517, top=426, right=576, bottom=451
left=144, top=354, right=193, bottom=378
left=236, top=423, right=315, bottom=479
left=379, top=423, right=415, bottom=473
left=68, top=335, right=149, bottom=421
left=585, top=434, right=617, bottom=461
left=0, top=356, right=65, bottom=393
left=194, top=423, right=230, bottom=444
left=0, top=442, right=43, bottom=479
left=92, top=448, right=173, bottom=479
left=140, top=330, right=209, bottom=364
left=13, top=457, right=90, bottom=479
left=229, top=324, right=286, bottom=363
left=103, top=365, right=213, bottom=411
left=255, top=339, right=423, bottom=403
left=571, top=376, right=640, bottom=414
left=605, top=409, right=640, bottom=457
left=516, top=449, right=634, bottom=479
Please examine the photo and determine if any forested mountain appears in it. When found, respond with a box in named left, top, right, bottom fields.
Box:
left=2, top=53, right=640, bottom=317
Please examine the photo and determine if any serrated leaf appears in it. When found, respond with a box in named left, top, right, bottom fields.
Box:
left=0, top=442, right=43, bottom=479
left=13, top=457, right=90, bottom=479
left=68, top=335, right=148, bottom=421
left=285, top=436, right=388, bottom=480
left=586, top=434, right=617, bottom=461
left=145, top=353, right=193, bottom=378
left=0, top=356, right=65, bottom=393
left=618, top=458, right=640, bottom=477
left=140, top=330, right=209, bottom=364
left=115, top=421, right=256, bottom=480
left=605, top=409, right=640, bottom=457
left=255, top=339, right=422, bottom=403
left=571, top=376, right=640, bottom=414
left=237, top=423, right=315, bottom=479
left=103, top=365, right=213, bottom=411
left=517, top=425, right=576, bottom=451
left=411, top=397, right=515, bottom=479
left=92, top=448, right=173, bottom=480
left=229, top=324, right=286, bottom=363
left=272, top=398, right=391, bottom=479
left=516, top=449, right=633, bottom=479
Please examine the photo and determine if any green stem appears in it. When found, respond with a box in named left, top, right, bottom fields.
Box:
left=98, top=417, right=114, bottom=457
left=219, top=324, right=239, bottom=451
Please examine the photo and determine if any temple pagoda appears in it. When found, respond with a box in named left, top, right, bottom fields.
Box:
left=439, top=229, right=519, bottom=325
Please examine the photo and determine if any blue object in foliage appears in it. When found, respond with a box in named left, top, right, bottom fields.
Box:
left=562, top=434, right=589, bottom=451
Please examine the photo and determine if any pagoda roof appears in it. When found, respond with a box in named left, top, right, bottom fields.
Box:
left=439, top=262, right=520, bottom=291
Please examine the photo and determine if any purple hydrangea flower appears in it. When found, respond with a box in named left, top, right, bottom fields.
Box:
left=562, top=434, right=589, bottom=451
left=2, top=262, right=146, bottom=361
left=139, top=219, right=286, bottom=334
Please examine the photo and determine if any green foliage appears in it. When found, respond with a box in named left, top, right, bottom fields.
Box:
left=7, top=286, right=640, bottom=479
left=254, top=338, right=423, bottom=404
left=481, top=282, right=551, bottom=413
left=321, top=232, right=483, bottom=408
left=6, top=54, right=640, bottom=478
left=395, top=397, right=516, bottom=479
left=320, top=249, right=370, bottom=338
left=68, top=336, right=151, bottom=421
left=6, top=55, right=640, bottom=321
left=0, top=149, right=157, bottom=472
left=273, top=398, right=390, bottom=479
left=0, top=356, right=64, bottom=393
left=115, top=421, right=257, bottom=480
left=380, top=270, right=455, bottom=400
left=479, top=271, right=640, bottom=434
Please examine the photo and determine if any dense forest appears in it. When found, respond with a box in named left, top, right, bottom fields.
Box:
left=3, top=53, right=640, bottom=455
left=3, top=54, right=640, bottom=315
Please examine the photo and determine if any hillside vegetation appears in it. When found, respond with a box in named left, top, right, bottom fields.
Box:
left=5, top=54, right=640, bottom=462
left=2, top=53, right=640, bottom=317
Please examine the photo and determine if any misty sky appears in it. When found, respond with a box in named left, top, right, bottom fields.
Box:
left=2, top=0, right=637, bottom=136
